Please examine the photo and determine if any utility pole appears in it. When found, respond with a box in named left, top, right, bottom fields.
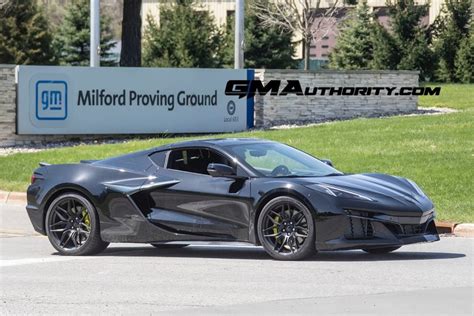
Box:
left=234, top=0, right=244, bottom=69
left=90, top=0, right=100, bottom=67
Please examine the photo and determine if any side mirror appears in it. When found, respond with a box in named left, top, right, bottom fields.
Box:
left=320, top=159, right=333, bottom=167
left=207, top=163, right=235, bottom=177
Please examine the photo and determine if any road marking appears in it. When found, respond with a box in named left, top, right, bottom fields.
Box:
left=0, top=229, right=42, bottom=238
left=0, top=256, right=91, bottom=267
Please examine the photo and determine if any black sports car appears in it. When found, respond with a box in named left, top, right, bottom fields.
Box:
left=26, top=138, right=439, bottom=260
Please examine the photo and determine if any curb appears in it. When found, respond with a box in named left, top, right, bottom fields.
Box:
left=435, top=221, right=457, bottom=234
left=0, top=190, right=26, bottom=205
left=0, top=191, right=7, bottom=203
left=453, top=224, right=474, bottom=238
left=1, top=190, right=473, bottom=237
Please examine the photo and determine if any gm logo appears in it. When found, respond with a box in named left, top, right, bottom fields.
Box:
left=35, top=80, right=67, bottom=120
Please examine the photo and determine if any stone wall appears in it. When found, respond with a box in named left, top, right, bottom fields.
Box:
left=253, top=69, right=419, bottom=127
left=0, top=65, right=17, bottom=147
left=1, top=65, right=70, bottom=146
left=0, top=65, right=419, bottom=146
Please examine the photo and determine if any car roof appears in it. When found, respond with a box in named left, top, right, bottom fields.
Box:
left=96, top=138, right=275, bottom=167
left=152, top=137, right=274, bottom=151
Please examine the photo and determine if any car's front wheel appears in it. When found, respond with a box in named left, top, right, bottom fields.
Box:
left=45, top=193, right=109, bottom=256
left=257, top=196, right=316, bottom=260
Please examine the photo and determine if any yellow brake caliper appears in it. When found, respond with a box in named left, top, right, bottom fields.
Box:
left=82, top=208, right=90, bottom=230
left=273, top=215, right=280, bottom=240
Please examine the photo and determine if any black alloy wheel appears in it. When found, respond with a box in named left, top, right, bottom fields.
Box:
left=45, top=193, right=109, bottom=255
left=257, top=196, right=316, bottom=260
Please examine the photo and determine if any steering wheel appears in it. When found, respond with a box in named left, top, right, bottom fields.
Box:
left=270, top=165, right=291, bottom=176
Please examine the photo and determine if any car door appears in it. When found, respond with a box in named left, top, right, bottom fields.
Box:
left=146, top=147, right=253, bottom=241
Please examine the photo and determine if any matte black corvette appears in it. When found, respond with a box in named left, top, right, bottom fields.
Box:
left=26, top=138, right=439, bottom=260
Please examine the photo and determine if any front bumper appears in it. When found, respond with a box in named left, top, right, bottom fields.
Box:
left=316, top=209, right=439, bottom=251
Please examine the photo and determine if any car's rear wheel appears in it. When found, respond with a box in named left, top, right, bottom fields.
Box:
left=362, top=246, right=401, bottom=254
left=45, top=193, right=109, bottom=255
left=150, top=244, right=189, bottom=249
left=257, top=196, right=316, bottom=260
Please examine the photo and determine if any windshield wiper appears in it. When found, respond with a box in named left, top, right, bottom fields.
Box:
left=324, top=173, right=344, bottom=176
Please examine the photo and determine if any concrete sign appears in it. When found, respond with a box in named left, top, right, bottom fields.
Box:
left=16, top=66, right=254, bottom=134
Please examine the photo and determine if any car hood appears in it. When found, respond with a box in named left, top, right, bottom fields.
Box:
left=300, top=173, right=433, bottom=215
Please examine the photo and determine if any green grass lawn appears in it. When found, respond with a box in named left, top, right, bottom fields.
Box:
left=1, top=84, right=472, bottom=222
left=419, top=83, right=474, bottom=110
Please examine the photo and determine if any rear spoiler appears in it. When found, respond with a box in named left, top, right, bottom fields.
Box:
left=39, top=162, right=51, bottom=167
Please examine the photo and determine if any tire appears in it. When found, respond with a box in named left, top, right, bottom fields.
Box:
left=362, top=246, right=401, bottom=254
left=257, top=196, right=316, bottom=260
left=150, top=244, right=189, bottom=249
left=45, top=193, right=109, bottom=256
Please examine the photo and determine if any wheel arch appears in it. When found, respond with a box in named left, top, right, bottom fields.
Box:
left=42, top=184, right=97, bottom=233
left=252, top=188, right=317, bottom=246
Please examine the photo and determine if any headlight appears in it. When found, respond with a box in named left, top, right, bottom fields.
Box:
left=312, top=184, right=374, bottom=201
left=407, top=179, right=426, bottom=196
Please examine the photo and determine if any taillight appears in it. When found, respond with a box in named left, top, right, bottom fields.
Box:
left=31, top=174, right=37, bottom=184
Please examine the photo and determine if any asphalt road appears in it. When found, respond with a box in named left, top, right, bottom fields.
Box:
left=1, top=203, right=473, bottom=315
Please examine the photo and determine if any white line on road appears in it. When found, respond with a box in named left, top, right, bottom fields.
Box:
left=1, top=256, right=91, bottom=267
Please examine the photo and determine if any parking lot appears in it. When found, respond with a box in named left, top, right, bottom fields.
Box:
left=1, top=202, right=472, bottom=315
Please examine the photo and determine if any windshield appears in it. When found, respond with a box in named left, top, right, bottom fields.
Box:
left=228, top=142, right=342, bottom=177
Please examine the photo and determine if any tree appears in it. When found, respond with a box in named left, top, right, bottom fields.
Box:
left=0, top=0, right=56, bottom=64
left=434, top=0, right=472, bottom=82
left=142, top=0, right=223, bottom=68
left=397, top=29, right=435, bottom=79
left=326, top=0, right=434, bottom=79
left=384, top=0, right=435, bottom=80
left=387, top=0, right=428, bottom=44
left=329, top=1, right=374, bottom=70
left=120, top=0, right=142, bottom=67
left=222, top=0, right=297, bottom=69
left=369, top=23, right=399, bottom=70
left=54, top=0, right=116, bottom=66
left=254, top=0, right=345, bottom=70
left=454, top=30, right=474, bottom=83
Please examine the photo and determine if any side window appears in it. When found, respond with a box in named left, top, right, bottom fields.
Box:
left=167, top=148, right=232, bottom=175
left=149, top=151, right=168, bottom=167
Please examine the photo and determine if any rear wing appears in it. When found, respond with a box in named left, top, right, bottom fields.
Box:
left=39, top=162, right=51, bottom=167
